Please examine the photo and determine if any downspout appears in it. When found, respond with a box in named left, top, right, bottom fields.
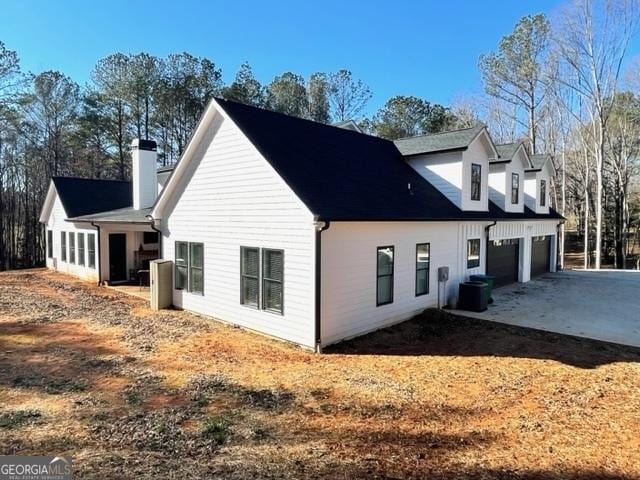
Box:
left=314, top=218, right=331, bottom=353
left=91, top=222, right=102, bottom=286
left=484, top=221, right=497, bottom=273
left=146, top=215, right=162, bottom=259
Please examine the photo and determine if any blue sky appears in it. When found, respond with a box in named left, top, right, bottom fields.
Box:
left=2, top=0, right=573, bottom=115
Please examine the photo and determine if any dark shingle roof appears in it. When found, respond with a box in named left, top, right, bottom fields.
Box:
left=393, top=125, right=485, bottom=156
left=529, top=153, right=549, bottom=170
left=52, top=177, right=132, bottom=218
left=70, top=207, right=151, bottom=224
left=216, top=98, right=563, bottom=222
left=157, top=165, right=175, bottom=173
left=495, top=142, right=521, bottom=161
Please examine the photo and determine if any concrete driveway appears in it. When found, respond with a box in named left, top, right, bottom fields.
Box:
left=453, top=270, right=640, bottom=348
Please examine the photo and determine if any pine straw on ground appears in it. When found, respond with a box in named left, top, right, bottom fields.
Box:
left=0, top=269, right=639, bottom=479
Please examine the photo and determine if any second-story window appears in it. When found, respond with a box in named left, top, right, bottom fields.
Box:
left=540, top=179, right=547, bottom=207
left=511, top=173, right=519, bottom=204
left=471, top=163, right=481, bottom=201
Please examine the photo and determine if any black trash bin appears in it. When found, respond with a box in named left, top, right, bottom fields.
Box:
left=470, top=274, right=495, bottom=302
left=458, top=281, right=489, bottom=312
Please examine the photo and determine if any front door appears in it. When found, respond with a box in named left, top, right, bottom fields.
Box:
left=108, top=233, right=127, bottom=282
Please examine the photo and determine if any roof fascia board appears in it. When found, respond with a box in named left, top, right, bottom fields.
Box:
left=402, top=146, right=467, bottom=158
left=39, top=182, right=60, bottom=223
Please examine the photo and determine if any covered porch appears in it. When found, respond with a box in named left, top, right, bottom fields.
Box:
left=71, top=207, right=161, bottom=288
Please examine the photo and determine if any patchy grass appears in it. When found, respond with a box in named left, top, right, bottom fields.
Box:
left=0, top=269, right=639, bottom=479
left=0, top=409, right=42, bottom=429
left=201, top=416, right=231, bottom=444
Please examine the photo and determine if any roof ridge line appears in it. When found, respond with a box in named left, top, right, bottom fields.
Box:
left=394, top=124, right=483, bottom=142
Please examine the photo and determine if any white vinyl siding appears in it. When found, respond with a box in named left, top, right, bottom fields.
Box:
left=43, top=193, right=99, bottom=281
left=162, top=111, right=316, bottom=348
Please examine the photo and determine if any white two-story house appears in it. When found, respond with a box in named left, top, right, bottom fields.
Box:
left=41, top=98, right=562, bottom=350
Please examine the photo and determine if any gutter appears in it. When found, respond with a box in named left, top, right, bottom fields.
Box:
left=484, top=221, right=497, bottom=272
left=314, top=218, right=331, bottom=353
left=146, top=214, right=163, bottom=260
left=90, top=222, right=102, bottom=286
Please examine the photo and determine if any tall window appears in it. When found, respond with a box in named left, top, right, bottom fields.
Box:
left=262, top=249, right=284, bottom=314
left=47, top=230, right=53, bottom=258
left=69, top=233, right=76, bottom=264
left=189, top=243, right=204, bottom=295
left=174, top=241, right=204, bottom=294
left=467, top=238, right=480, bottom=269
left=77, top=233, right=85, bottom=266
left=87, top=233, right=96, bottom=269
left=511, top=173, right=519, bottom=204
left=61, top=232, right=67, bottom=262
left=175, top=241, right=188, bottom=290
left=471, top=163, right=482, bottom=201
left=240, top=247, right=260, bottom=308
left=540, top=179, right=547, bottom=206
left=376, top=246, right=394, bottom=306
left=415, top=243, right=430, bottom=296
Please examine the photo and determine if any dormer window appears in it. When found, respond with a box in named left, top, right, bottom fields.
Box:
left=471, top=163, right=481, bottom=201
left=511, top=173, right=519, bottom=204
left=540, top=180, right=546, bottom=207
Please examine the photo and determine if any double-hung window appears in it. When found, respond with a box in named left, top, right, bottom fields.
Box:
left=87, top=233, right=96, bottom=269
left=376, top=246, right=394, bottom=306
left=77, top=233, right=85, bottom=266
left=471, top=163, right=482, bottom=201
left=69, top=233, right=76, bottom=264
left=540, top=180, right=547, bottom=207
left=511, top=173, right=519, bottom=204
left=240, top=247, right=285, bottom=315
left=467, top=238, right=480, bottom=269
left=47, top=230, right=53, bottom=258
left=174, top=241, right=204, bottom=294
left=240, top=247, right=260, bottom=308
left=415, top=243, right=430, bottom=296
left=262, top=249, right=284, bottom=314
left=61, top=232, right=67, bottom=262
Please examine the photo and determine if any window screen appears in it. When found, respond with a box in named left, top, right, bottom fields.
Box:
left=511, top=173, right=519, bottom=204
left=262, top=249, right=284, bottom=314
left=77, top=233, right=85, bottom=266
left=416, top=243, right=430, bottom=296
left=61, top=232, right=67, bottom=262
left=467, top=238, right=480, bottom=269
left=87, top=234, right=96, bottom=269
left=471, top=163, right=482, bottom=201
left=189, top=243, right=204, bottom=295
left=175, top=241, right=188, bottom=290
left=47, top=230, right=53, bottom=258
left=69, top=233, right=76, bottom=264
left=377, top=246, right=394, bottom=306
left=240, top=247, right=260, bottom=308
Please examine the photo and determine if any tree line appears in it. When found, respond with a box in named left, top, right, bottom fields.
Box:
left=1, top=0, right=639, bottom=271
left=0, top=44, right=468, bottom=270
left=468, top=0, right=640, bottom=269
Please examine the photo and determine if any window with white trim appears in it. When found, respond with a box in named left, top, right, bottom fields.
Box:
left=61, top=232, right=67, bottom=262
left=471, top=163, right=482, bottom=201
left=467, top=238, right=480, bottom=269
left=69, top=233, right=76, bottom=264
left=47, top=230, right=53, bottom=258
left=240, top=247, right=285, bottom=315
left=87, top=233, right=96, bottom=269
left=174, top=241, right=204, bottom=294
left=415, top=243, right=430, bottom=296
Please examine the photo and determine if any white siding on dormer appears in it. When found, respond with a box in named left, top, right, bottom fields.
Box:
left=524, top=165, right=550, bottom=214
left=461, top=136, right=490, bottom=211
left=406, top=151, right=463, bottom=207
left=161, top=111, right=317, bottom=348
left=489, top=149, right=527, bottom=213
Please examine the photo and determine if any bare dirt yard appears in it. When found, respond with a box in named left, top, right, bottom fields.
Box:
left=1, top=269, right=639, bottom=479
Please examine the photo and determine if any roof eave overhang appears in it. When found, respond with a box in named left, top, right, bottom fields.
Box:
left=401, top=146, right=467, bottom=158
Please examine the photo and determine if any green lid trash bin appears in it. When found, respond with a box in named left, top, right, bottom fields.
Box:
left=470, top=274, right=495, bottom=302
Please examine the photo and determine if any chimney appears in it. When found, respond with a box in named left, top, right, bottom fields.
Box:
left=131, top=139, right=157, bottom=210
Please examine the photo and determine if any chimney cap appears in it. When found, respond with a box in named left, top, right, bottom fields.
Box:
left=132, top=138, right=157, bottom=151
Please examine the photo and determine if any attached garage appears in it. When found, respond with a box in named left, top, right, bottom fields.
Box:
left=531, top=235, right=551, bottom=277
left=487, top=239, right=520, bottom=287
